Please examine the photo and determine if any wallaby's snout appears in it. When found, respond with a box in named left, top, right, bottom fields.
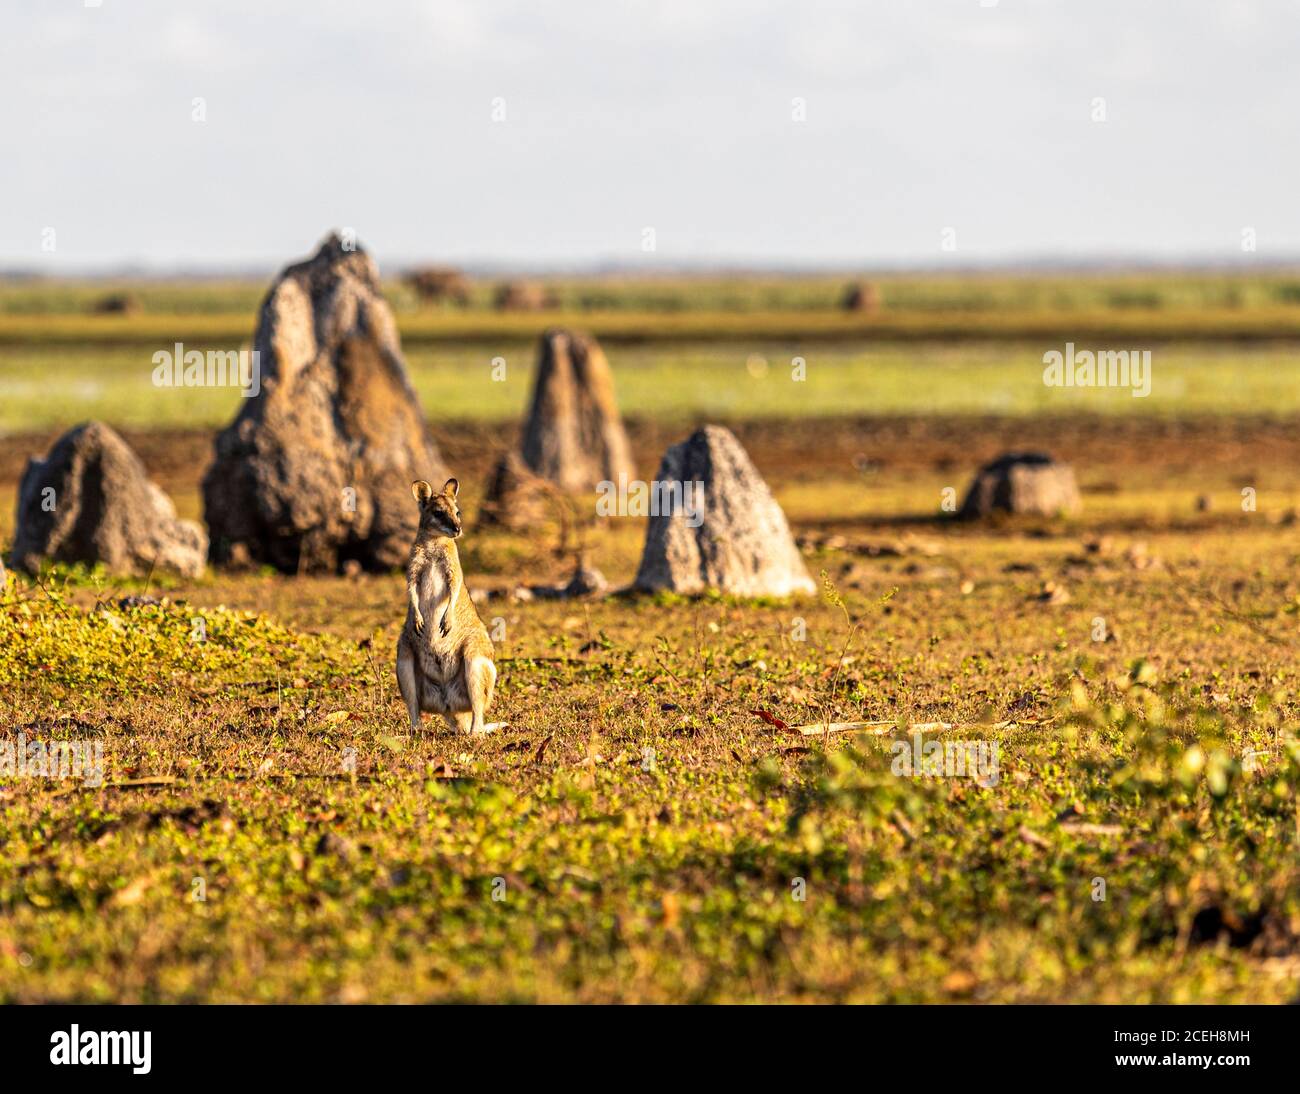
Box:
left=413, top=477, right=462, bottom=538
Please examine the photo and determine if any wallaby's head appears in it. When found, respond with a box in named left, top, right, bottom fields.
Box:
left=412, top=478, right=462, bottom=539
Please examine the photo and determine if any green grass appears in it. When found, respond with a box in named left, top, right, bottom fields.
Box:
left=3, top=268, right=1299, bottom=1003
left=2, top=502, right=1299, bottom=1001
left=10, top=308, right=1300, bottom=350
left=5, top=269, right=1300, bottom=316
left=3, top=341, right=1300, bottom=432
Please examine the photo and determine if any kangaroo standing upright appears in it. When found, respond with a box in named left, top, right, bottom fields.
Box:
left=395, top=478, right=497, bottom=733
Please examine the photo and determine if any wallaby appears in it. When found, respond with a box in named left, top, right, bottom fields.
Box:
left=395, top=478, right=497, bottom=734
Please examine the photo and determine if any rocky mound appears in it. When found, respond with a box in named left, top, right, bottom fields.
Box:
left=481, top=328, right=633, bottom=527
left=405, top=266, right=470, bottom=306
left=493, top=280, right=554, bottom=311
left=477, top=451, right=558, bottom=531
left=520, top=328, right=633, bottom=494
left=634, top=425, right=813, bottom=597
left=840, top=281, right=879, bottom=313
left=958, top=451, right=1082, bottom=518
left=202, top=232, right=447, bottom=572
left=10, top=421, right=206, bottom=577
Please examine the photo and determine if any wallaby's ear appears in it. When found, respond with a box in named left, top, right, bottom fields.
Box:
left=412, top=480, right=434, bottom=503
left=443, top=478, right=460, bottom=499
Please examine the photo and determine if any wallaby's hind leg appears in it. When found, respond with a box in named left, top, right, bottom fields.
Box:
left=396, top=647, right=421, bottom=731
left=467, top=657, right=497, bottom=735
left=446, top=712, right=473, bottom=733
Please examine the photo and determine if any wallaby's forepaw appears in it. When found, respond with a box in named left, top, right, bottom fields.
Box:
left=413, top=611, right=426, bottom=635
left=439, top=612, right=451, bottom=637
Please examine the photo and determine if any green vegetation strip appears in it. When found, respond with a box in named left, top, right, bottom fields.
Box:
left=9, top=308, right=1300, bottom=347
left=2, top=341, right=1298, bottom=431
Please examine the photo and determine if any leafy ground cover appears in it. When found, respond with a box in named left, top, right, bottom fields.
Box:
left=1, top=414, right=1298, bottom=1002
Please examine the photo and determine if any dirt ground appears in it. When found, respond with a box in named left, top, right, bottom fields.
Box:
left=4, top=411, right=1300, bottom=1002
left=3, top=411, right=1296, bottom=517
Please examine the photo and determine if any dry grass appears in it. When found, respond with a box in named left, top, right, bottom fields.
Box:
left=2, top=417, right=1298, bottom=1002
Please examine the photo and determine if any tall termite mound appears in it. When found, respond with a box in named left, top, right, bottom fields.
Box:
left=480, top=328, right=633, bottom=529
left=202, top=233, right=447, bottom=572
left=634, top=425, right=814, bottom=598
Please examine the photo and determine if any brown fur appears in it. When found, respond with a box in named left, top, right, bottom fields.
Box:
left=395, top=478, right=497, bottom=733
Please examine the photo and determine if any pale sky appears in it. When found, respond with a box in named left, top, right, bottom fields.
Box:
left=2, top=0, right=1296, bottom=271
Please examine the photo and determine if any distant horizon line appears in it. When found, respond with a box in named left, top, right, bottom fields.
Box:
left=5, top=251, right=1300, bottom=282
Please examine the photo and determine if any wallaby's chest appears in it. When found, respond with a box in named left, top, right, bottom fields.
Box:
left=415, top=562, right=450, bottom=614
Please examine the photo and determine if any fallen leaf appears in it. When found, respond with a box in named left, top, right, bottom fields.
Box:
left=1018, top=824, right=1051, bottom=850
left=750, top=709, right=791, bottom=731
left=532, top=734, right=555, bottom=764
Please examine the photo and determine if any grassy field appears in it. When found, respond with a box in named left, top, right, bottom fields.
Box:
left=10, top=307, right=1300, bottom=351
left=8, top=269, right=1300, bottom=359
left=2, top=413, right=1299, bottom=1003
left=5, top=268, right=1300, bottom=316
left=4, top=340, right=1300, bottom=432
left=1, top=272, right=1299, bottom=1003
left=4, top=270, right=1300, bottom=431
